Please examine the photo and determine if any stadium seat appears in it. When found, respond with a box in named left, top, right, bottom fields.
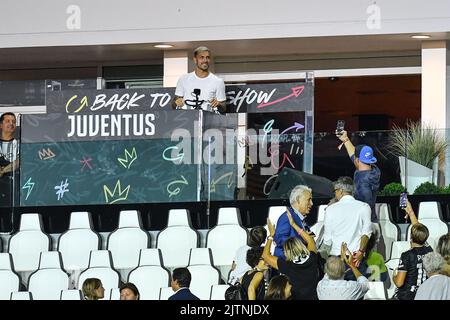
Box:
left=58, top=211, right=101, bottom=275
left=28, top=251, right=69, bottom=300
left=406, top=201, right=449, bottom=248
left=109, top=288, right=120, bottom=300
left=107, top=210, right=150, bottom=281
left=390, top=241, right=410, bottom=260
left=377, top=203, right=400, bottom=260
left=385, top=259, right=400, bottom=299
left=8, top=214, right=51, bottom=284
left=156, top=209, right=199, bottom=269
left=77, top=250, right=120, bottom=299
left=206, top=208, right=247, bottom=283
left=159, top=287, right=174, bottom=300
left=128, top=249, right=170, bottom=300
left=363, top=281, right=387, bottom=300
left=210, top=284, right=229, bottom=300
left=60, top=289, right=83, bottom=300
left=0, top=253, right=20, bottom=300
left=188, top=248, right=221, bottom=300
left=10, top=291, right=32, bottom=300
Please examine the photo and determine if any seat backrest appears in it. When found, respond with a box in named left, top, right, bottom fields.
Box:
left=138, top=248, right=163, bottom=267
left=107, top=227, right=149, bottom=269
left=267, top=206, right=285, bottom=226
left=19, top=213, right=43, bottom=231
left=168, top=209, right=191, bottom=227
left=10, top=291, right=32, bottom=300
left=363, top=281, right=386, bottom=300
left=418, top=201, right=442, bottom=219
left=406, top=220, right=449, bottom=249
left=28, top=268, right=69, bottom=300
left=188, top=248, right=213, bottom=266
left=217, top=207, right=241, bottom=225
left=206, top=225, right=247, bottom=266
left=69, top=211, right=93, bottom=229
left=385, top=259, right=400, bottom=299
left=316, top=205, right=327, bottom=223
left=38, top=251, right=63, bottom=269
left=159, top=287, right=174, bottom=300
left=157, top=226, right=198, bottom=268
left=109, top=288, right=120, bottom=300
left=77, top=268, right=120, bottom=295
left=390, top=241, right=410, bottom=260
left=60, top=289, right=83, bottom=300
left=128, top=266, right=170, bottom=300
left=188, top=265, right=220, bottom=300
left=210, top=284, right=229, bottom=300
left=58, top=229, right=100, bottom=271
left=0, top=253, right=13, bottom=270
left=0, top=271, right=20, bottom=300
left=377, top=203, right=392, bottom=222
left=118, top=210, right=142, bottom=228
left=8, top=232, right=50, bottom=272
left=89, top=250, right=113, bottom=268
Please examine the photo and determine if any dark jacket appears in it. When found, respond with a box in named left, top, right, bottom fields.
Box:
left=352, top=162, right=381, bottom=222
left=168, top=288, right=200, bottom=300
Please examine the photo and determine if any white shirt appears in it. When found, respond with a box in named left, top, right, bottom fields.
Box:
left=322, top=195, right=372, bottom=256
left=228, top=245, right=251, bottom=285
left=317, top=274, right=370, bottom=300
left=175, top=71, right=226, bottom=112
left=415, top=274, right=450, bottom=300
left=0, top=138, right=19, bottom=162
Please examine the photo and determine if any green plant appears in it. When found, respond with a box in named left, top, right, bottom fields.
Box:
left=388, top=120, right=447, bottom=169
left=379, top=182, right=406, bottom=196
left=413, top=182, right=443, bottom=195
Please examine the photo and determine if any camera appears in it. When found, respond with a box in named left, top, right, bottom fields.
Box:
left=336, top=120, right=345, bottom=135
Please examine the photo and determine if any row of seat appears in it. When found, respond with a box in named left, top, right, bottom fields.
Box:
left=0, top=246, right=226, bottom=300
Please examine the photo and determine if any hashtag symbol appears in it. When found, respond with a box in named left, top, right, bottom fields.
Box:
left=55, top=178, right=70, bottom=200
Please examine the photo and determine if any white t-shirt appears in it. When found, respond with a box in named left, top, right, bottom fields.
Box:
left=0, top=138, right=19, bottom=163
left=175, top=71, right=226, bottom=112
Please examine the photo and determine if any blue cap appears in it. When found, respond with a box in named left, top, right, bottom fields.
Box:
left=356, top=145, right=377, bottom=164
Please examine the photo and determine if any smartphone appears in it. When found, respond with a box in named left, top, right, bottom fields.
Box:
left=399, top=192, right=408, bottom=209
left=336, top=120, right=345, bottom=135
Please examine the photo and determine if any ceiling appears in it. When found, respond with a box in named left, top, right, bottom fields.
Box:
left=0, top=32, right=449, bottom=70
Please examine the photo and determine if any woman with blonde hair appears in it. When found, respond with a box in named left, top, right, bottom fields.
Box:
left=82, top=278, right=105, bottom=300
left=264, top=275, right=292, bottom=300
left=263, top=210, right=319, bottom=300
left=436, top=233, right=450, bottom=275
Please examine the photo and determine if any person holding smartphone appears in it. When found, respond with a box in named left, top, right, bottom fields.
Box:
left=336, top=128, right=380, bottom=223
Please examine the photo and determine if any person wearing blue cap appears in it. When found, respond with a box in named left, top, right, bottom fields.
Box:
left=336, top=130, right=381, bottom=224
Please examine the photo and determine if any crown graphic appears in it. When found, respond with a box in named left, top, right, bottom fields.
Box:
left=118, top=147, right=137, bottom=169
left=103, top=180, right=130, bottom=204
left=38, top=148, right=56, bottom=160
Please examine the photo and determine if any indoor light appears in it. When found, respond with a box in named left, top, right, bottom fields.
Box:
left=410, top=35, right=431, bottom=39
left=154, top=44, right=174, bottom=48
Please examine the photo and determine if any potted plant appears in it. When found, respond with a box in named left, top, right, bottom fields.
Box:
left=387, top=120, right=447, bottom=193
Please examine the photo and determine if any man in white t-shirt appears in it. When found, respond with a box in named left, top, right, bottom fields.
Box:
left=0, top=112, right=20, bottom=206
left=172, top=46, right=226, bottom=113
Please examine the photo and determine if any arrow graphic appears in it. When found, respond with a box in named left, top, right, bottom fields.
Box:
left=256, top=85, right=304, bottom=109
left=210, top=172, right=234, bottom=193
left=167, top=175, right=189, bottom=198
left=281, top=122, right=304, bottom=135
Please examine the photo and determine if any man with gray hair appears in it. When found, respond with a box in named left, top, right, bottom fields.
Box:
left=172, top=46, right=226, bottom=113
left=317, top=243, right=370, bottom=300
left=321, top=176, right=372, bottom=279
left=273, top=185, right=313, bottom=260
left=415, top=252, right=450, bottom=300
